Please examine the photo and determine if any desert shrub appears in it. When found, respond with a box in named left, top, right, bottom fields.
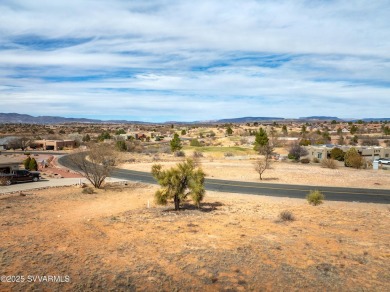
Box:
left=321, top=158, right=338, bottom=169
left=0, top=176, right=9, bottom=186
left=299, top=139, right=311, bottom=146
left=193, top=151, right=203, bottom=158
left=287, top=153, right=295, bottom=160
left=174, top=150, right=185, bottom=157
left=240, top=138, right=248, bottom=145
left=330, top=147, right=345, bottom=161
left=127, top=141, right=144, bottom=153
left=300, top=158, right=310, bottom=164
left=160, top=146, right=171, bottom=154
left=348, top=154, right=365, bottom=169
left=224, top=152, right=234, bottom=157
left=116, top=140, right=127, bottom=152
left=312, top=157, right=320, bottom=163
left=306, top=190, right=325, bottom=206
left=279, top=210, right=295, bottom=221
left=82, top=187, right=95, bottom=194
left=190, top=139, right=202, bottom=147
left=344, top=148, right=364, bottom=169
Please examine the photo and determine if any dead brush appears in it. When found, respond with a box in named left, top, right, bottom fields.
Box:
left=82, top=187, right=96, bottom=194
left=321, top=158, right=338, bottom=169
left=279, top=210, right=295, bottom=222
left=0, top=176, right=8, bottom=186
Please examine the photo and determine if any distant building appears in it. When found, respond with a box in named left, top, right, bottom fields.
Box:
left=305, top=145, right=390, bottom=161
left=0, top=155, right=23, bottom=173
left=34, top=139, right=76, bottom=151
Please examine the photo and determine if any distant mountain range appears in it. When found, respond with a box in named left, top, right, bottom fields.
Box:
left=0, top=113, right=286, bottom=124
left=0, top=113, right=151, bottom=124
left=299, top=116, right=343, bottom=121
left=0, top=113, right=389, bottom=124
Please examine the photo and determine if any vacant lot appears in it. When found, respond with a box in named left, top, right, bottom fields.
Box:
left=121, top=156, right=390, bottom=189
left=0, top=184, right=389, bottom=291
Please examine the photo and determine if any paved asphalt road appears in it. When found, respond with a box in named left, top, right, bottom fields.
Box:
left=58, top=154, right=390, bottom=204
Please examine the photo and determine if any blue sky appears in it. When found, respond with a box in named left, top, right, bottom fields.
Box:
left=0, top=0, right=389, bottom=122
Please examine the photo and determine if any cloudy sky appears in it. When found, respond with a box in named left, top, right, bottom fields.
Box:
left=0, top=0, right=389, bottom=122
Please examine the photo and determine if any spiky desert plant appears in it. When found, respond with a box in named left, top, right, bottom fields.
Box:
left=152, top=159, right=205, bottom=210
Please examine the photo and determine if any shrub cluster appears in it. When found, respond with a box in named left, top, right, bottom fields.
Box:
left=300, top=158, right=310, bottom=164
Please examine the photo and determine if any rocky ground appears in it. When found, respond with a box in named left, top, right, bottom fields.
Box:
left=0, top=183, right=389, bottom=291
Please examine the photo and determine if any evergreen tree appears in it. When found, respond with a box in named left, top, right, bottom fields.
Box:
left=29, top=157, right=38, bottom=171
left=23, top=156, right=31, bottom=170
left=98, top=131, right=111, bottom=141
left=82, top=134, right=91, bottom=142
left=301, top=125, right=308, bottom=135
left=170, top=133, right=182, bottom=152
left=330, top=147, right=345, bottom=161
left=282, top=125, right=288, bottom=135
left=350, top=125, right=358, bottom=135
left=152, top=159, right=205, bottom=210
left=254, top=128, right=269, bottom=151
left=226, top=126, right=233, bottom=136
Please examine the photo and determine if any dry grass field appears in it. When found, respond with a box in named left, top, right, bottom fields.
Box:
left=1, top=183, right=389, bottom=291
left=120, top=154, right=390, bottom=190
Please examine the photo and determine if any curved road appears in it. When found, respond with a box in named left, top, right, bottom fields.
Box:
left=58, top=154, right=390, bottom=204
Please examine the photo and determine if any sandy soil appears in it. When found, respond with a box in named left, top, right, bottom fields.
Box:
left=1, top=184, right=389, bottom=291
left=120, top=157, right=390, bottom=190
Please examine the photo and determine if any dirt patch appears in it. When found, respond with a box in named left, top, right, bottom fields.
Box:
left=0, top=185, right=389, bottom=291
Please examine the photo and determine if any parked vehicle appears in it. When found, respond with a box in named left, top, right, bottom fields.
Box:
left=0, top=170, right=41, bottom=185
left=377, top=158, right=390, bottom=165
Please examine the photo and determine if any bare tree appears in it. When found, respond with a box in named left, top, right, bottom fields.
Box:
left=254, top=157, right=271, bottom=180
left=69, top=144, right=117, bottom=188
left=7, top=136, right=32, bottom=151
left=254, top=142, right=274, bottom=180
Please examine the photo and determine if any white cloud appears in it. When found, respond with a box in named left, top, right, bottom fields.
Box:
left=0, top=0, right=389, bottom=121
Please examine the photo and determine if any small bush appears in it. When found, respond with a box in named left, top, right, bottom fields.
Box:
left=224, top=152, right=234, bottom=157
left=330, top=147, right=345, bottom=161
left=287, top=153, right=295, bottom=160
left=321, top=158, right=338, bottom=169
left=344, top=147, right=364, bottom=168
left=0, top=176, right=9, bottom=186
left=193, top=151, right=203, bottom=158
left=174, top=150, right=185, bottom=157
left=82, top=187, right=96, bottom=194
left=312, top=157, right=320, bottom=163
left=348, top=155, right=365, bottom=169
left=190, top=139, right=202, bottom=147
left=300, top=158, right=310, bottom=164
left=307, top=190, right=325, bottom=206
left=279, top=210, right=295, bottom=221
